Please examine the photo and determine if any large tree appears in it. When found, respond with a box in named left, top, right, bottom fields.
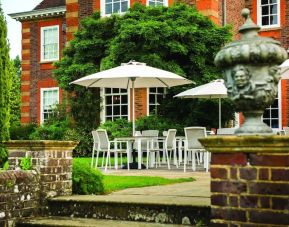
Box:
left=54, top=3, right=234, bottom=129
left=0, top=6, right=12, bottom=166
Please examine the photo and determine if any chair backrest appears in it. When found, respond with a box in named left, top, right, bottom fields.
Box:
left=282, top=127, right=289, bottom=135
left=184, top=127, right=206, bottom=150
left=142, top=130, right=159, bottom=137
left=162, top=131, right=168, bottom=136
left=91, top=130, right=99, bottom=143
left=96, top=129, right=109, bottom=150
left=165, top=129, right=177, bottom=149
left=216, top=128, right=235, bottom=135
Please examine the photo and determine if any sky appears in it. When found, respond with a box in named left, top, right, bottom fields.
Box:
left=1, top=0, right=42, bottom=59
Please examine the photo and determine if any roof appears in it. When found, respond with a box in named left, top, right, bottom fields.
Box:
left=34, top=0, right=65, bottom=10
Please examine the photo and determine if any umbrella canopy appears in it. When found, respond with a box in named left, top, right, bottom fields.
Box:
left=280, top=59, right=289, bottom=79
left=71, top=60, right=192, bottom=135
left=174, top=79, right=227, bottom=129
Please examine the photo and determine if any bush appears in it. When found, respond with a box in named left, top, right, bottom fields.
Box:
left=98, top=118, right=132, bottom=139
left=72, top=159, right=104, bottom=194
left=136, top=115, right=185, bottom=135
left=20, top=156, right=32, bottom=170
left=0, top=144, right=8, bottom=168
left=10, top=123, right=37, bottom=140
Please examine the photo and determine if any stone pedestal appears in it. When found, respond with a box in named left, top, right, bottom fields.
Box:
left=5, top=140, right=78, bottom=200
left=200, top=136, right=289, bottom=227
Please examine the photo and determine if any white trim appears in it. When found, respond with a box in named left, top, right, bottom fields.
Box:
left=146, top=0, right=168, bottom=6
left=9, top=6, right=66, bottom=22
left=278, top=81, right=282, bottom=129
left=257, top=0, right=280, bottom=29
left=40, top=25, right=60, bottom=62
left=100, top=0, right=130, bottom=17
left=40, top=87, right=59, bottom=124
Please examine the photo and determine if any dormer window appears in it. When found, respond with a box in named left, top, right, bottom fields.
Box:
left=101, top=0, right=129, bottom=16
left=40, top=25, right=59, bottom=62
left=258, top=0, right=280, bottom=28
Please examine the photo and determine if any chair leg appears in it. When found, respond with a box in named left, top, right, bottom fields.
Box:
left=165, top=149, right=170, bottom=170
left=105, top=150, right=110, bottom=172
left=91, top=148, right=95, bottom=168
left=146, top=152, right=149, bottom=169
left=114, top=151, right=118, bottom=170
left=192, top=151, right=196, bottom=171
left=127, top=149, right=130, bottom=171
left=101, top=151, right=105, bottom=167
left=184, top=149, right=187, bottom=172
left=95, top=150, right=100, bottom=168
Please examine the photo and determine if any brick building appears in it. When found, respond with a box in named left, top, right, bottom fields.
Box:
left=10, top=0, right=289, bottom=129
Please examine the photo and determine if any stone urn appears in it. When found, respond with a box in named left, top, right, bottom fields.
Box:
left=214, top=9, right=288, bottom=134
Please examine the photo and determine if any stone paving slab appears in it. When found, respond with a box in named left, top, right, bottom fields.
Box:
left=18, top=217, right=184, bottom=227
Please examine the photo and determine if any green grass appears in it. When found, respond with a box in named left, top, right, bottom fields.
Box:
left=74, top=157, right=195, bottom=193
left=103, top=175, right=195, bottom=193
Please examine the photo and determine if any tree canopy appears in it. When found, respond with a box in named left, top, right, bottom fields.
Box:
left=54, top=3, right=234, bottom=129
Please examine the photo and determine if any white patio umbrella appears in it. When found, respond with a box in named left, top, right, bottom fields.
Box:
left=174, top=79, right=227, bottom=129
left=71, top=60, right=192, bottom=135
left=280, top=59, right=289, bottom=79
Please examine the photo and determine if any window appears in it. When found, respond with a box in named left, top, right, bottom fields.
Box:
left=147, top=0, right=167, bottom=6
left=101, top=0, right=129, bottom=16
left=41, top=25, right=59, bottom=62
left=263, top=98, right=280, bottom=128
left=148, top=88, right=165, bottom=114
left=40, top=87, right=59, bottom=123
left=258, top=0, right=280, bottom=28
left=104, top=88, right=128, bottom=121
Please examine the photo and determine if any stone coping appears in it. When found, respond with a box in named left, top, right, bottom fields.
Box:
left=4, top=140, right=78, bottom=151
left=199, top=135, right=289, bottom=153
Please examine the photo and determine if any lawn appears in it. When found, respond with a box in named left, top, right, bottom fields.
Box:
left=74, top=157, right=195, bottom=193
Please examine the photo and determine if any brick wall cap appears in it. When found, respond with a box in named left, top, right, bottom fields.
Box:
left=199, top=135, right=289, bottom=153
left=4, top=140, right=78, bottom=151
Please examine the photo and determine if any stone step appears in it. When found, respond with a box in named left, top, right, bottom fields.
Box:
left=47, top=195, right=210, bottom=225
left=16, top=217, right=184, bottom=227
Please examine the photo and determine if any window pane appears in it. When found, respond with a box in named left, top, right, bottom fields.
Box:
left=113, top=88, right=119, bottom=93
left=113, top=2, right=120, bottom=13
left=121, top=1, right=128, bottom=12
left=150, top=88, right=156, bottom=93
left=271, top=119, right=279, bottom=128
left=272, top=100, right=278, bottom=108
left=261, top=0, right=268, bottom=4
left=271, top=109, right=278, bottom=118
left=105, top=88, right=111, bottom=93
left=270, top=4, right=277, bottom=14
left=106, top=96, right=112, bottom=105
left=263, top=110, right=270, bottom=118
left=122, top=105, right=128, bottom=115
left=121, top=95, right=127, bottom=104
left=262, top=6, right=269, bottom=15
left=113, top=95, right=121, bottom=104
left=106, top=3, right=112, bottom=14
left=270, top=0, right=277, bottom=3
left=106, top=106, right=112, bottom=115
left=262, top=16, right=269, bottom=25
left=149, top=94, right=155, bottom=104
left=270, top=15, right=277, bottom=25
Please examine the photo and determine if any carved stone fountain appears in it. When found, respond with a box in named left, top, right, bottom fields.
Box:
left=214, top=8, right=287, bottom=134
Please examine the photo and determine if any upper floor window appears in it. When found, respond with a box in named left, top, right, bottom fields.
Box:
left=258, top=0, right=280, bottom=28
left=147, top=0, right=167, bottom=6
left=101, top=0, right=129, bottom=16
left=40, top=87, right=59, bottom=123
left=40, top=25, right=59, bottom=62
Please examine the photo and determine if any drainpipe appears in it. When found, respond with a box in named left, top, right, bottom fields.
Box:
left=222, top=0, right=227, bottom=26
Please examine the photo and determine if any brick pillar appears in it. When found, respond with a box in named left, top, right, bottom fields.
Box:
left=200, top=136, right=289, bottom=226
left=5, top=141, right=78, bottom=201
left=21, top=22, right=31, bottom=124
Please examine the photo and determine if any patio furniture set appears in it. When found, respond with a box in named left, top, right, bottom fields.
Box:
left=90, top=127, right=210, bottom=172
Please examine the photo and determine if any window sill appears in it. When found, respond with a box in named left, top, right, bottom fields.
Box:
left=259, top=26, right=282, bottom=32
left=40, top=60, right=58, bottom=64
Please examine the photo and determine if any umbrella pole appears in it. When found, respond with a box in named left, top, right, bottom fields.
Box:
left=219, top=98, right=221, bottom=129
left=132, top=78, right=136, bottom=136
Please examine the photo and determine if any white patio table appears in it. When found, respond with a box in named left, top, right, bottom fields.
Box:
left=114, top=136, right=157, bottom=169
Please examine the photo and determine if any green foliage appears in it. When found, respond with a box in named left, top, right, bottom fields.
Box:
left=136, top=114, right=184, bottom=134
left=98, top=118, right=132, bottom=139
left=0, top=6, right=12, bottom=141
left=72, top=158, right=105, bottom=194
left=3, top=161, right=9, bottom=170
left=10, top=123, right=37, bottom=140
left=0, top=144, right=8, bottom=168
left=54, top=3, right=234, bottom=129
left=20, top=156, right=32, bottom=170
left=9, top=56, right=21, bottom=127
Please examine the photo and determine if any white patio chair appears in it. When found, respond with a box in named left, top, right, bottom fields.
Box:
left=184, top=127, right=209, bottom=172
left=140, top=130, right=159, bottom=168
left=91, top=130, right=101, bottom=168
left=96, top=129, right=129, bottom=171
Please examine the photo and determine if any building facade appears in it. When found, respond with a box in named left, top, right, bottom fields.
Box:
left=10, top=0, right=289, bottom=129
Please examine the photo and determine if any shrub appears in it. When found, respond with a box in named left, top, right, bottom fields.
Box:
left=136, top=115, right=185, bottom=135
left=98, top=118, right=132, bottom=139
left=72, top=159, right=104, bottom=194
left=20, top=156, right=32, bottom=170
left=0, top=144, right=8, bottom=168
left=10, top=123, right=37, bottom=140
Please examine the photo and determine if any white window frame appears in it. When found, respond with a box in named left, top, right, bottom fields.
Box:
left=40, top=25, right=60, bottom=62
left=100, top=88, right=130, bottom=122
left=40, top=87, right=59, bottom=124
left=257, top=0, right=280, bottom=29
left=146, top=0, right=168, bottom=7
left=262, top=82, right=282, bottom=129
left=146, top=87, right=165, bottom=115
left=100, top=0, right=130, bottom=17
